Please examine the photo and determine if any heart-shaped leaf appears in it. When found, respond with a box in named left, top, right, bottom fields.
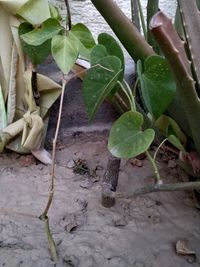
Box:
left=51, top=34, right=79, bottom=74
left=90, top=44, right=108, bottom=66
left=18, top=0, right=51, bottom=25
left=137, top=55, right=176, bottom=119
left=98, top=33, right=125, bottom=98
left=19, top=22, right=51, bottom=65
left=83, top=56, right=122, bottom=121
left=21, top=18, right=61, bottom=46
left=108, top=111, right=155, bottom=158
left=71, top=23, right=96, bottom=59
left=98, top=33, right=125, bottom=70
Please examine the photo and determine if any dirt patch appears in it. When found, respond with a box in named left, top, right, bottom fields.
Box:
left=0, top=133, right=200, bottom=267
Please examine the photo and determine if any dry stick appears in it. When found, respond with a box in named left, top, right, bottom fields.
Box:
left=112, top=181, right=200, bottom=199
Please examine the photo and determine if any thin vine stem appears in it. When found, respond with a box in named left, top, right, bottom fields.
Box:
left=123, top=79, right=136, bottom=110
left=64, top=0, right=72, bottom=31
left=146, top=150, right=161, bottom=183
left=41, top=79, right=67, bottom=217
left=117, top=81, right=135, bottom=111
left=153, top=138, right=168, bottom=160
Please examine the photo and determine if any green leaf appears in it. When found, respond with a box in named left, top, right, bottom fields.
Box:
left=167, top=134, right=186, bottom=153
left=98, top=33, right=125, bottom=70
left=0, top=84, right=7, bottom=130
left=137, top=55, right=176, bottom=119
left=49, top=3, right=62, bottom=20
left=21, top=18, right=61, bottom=46
left=18, top=0, right=51, bottom=25
left=83, top=56, right=122, bottom=121
left=155, top=114, right=187, bottom=144
left=51, top=34, right=79, bottom=74
left=71, top=23, right=96, bottom=60
left=108, top=111, right=155, bottom=158
left=19, top=22, right=51, bottom=65
left=98, top=33, right=125, bottom=98
left=90, top=44, right=108, bottom=66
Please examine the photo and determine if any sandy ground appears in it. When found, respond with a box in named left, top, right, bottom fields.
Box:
left=0, top=131, right=200, bottom=267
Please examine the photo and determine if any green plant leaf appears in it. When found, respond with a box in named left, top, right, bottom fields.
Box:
left=90, top=44, right=108, bottom=66
left=21, top=18, right=61, bottom=46
left=98, top=33, right=125, bottom=70
left=137, top=55, right=176, bottom=119
left=167, top=135, right=186, bottom=153
left=19, top=22, right=51, bottom=65
left=51, top=34, right=79, bottom=74
left=83, top=56, right=122, bottom=121
left=49, top=3, right=62, bottom=20
left=71, top=23, right=96, bottom=60
left=0, top=83, right=7, bottom=130
left=108, top=111, right=155, bottom=158
left=155, top=114, right=187, bottom=144
left=18, top=0, right=51, bottom=25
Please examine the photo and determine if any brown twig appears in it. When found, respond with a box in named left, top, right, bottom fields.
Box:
left=109, top=181, right=200, bottom=199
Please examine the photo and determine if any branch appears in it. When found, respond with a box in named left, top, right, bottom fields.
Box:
left=108, top=181, right=200, bottom=199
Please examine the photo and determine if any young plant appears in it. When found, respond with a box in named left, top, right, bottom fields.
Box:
left=89, top=0, right=200, bottom=177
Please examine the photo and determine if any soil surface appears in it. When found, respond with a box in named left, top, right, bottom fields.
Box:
left=0, top=133, right=200, bottom=267
left=1, top=60, right=200, bottom=266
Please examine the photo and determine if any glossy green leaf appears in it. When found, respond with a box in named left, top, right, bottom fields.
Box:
left=83, top=56, right=122, bottom=121
left=90, top=44, right=108, bottom=66
left=108, top=111, right=155, bottom=158
left=51, top=34, right=79, bottom=74
left=71, top=23, right=96, bottom=59
left=167, top=135, right=186, bottom=153
left=137, top=55, right=176, bottom=119
left=98, top=33, right=125, bottom=70
left=0, top=83, right=7, bottom=130
left=21, top=18, right=61, bottom=46
left=19, top=22, right=51, bottom=65
left=18, top=0, right=51, bottom=25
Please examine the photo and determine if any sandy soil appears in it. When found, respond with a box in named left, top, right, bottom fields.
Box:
left=0, top=132, right=200, bottom=267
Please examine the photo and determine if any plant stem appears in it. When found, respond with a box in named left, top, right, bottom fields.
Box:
left=133, top=77, right=139, bottom=96
left=40, top=215, right=58, bottom=262
left=123, top=79, right=136, bottom=110
left=147, top=0, right=159, bottom=52
left=137, top=0, right=147, bottom=40
left=112, top=181, right=200, bottom=199
left=153, top=138, right=167, bottom=160
left=64, top=0, right=72, bottom=31
left=41, top=79, right=66, bottom=217
left=146, top=150, right=161, bottom=183
left=130, top=0, right=140, bottom=30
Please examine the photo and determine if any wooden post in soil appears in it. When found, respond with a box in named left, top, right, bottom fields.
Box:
left=101, top=155, right=121, bottom=207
